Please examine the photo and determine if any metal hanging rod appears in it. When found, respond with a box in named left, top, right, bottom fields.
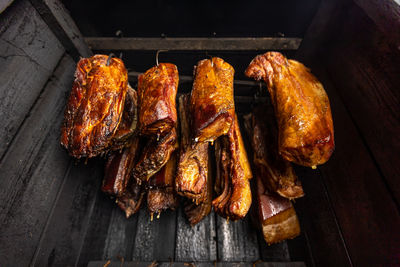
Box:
left=85, top=37, right=302, bottom=51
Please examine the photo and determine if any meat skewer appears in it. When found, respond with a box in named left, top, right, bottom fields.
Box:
left=175, top=94, right=209, bottom=202
left=243, top=106, right=304, bottom=199
left=61, top=54, right=128, bottom=158
left=190, top=57, right=235, bottom=143
left=245, top=52, right=334, bottom=168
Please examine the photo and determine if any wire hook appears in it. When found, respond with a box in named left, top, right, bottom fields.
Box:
left=156, top=50, right=168, bottom=66
left=106, top=53, right=116, bottom=66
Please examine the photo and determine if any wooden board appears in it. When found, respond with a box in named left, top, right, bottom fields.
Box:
left=0, top=0, right=64, bottom=158
left=0, top=55, right=75, bottom=267
left=30, top=0, right=92, bottom=60
left=85, top=37, right=302, bottom=51
left=30, top=157, right=105, bottom=266
left=216, top=215, right=260, bottom=262
left=175, top=208, right=217, bottom=262
left=87, top=261, right=306, bottom=267
left=323, top=3, right=400, bottom=204
left=131, top=206, right=177, bottom=262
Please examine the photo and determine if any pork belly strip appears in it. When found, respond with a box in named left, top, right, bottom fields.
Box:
left=147, top=153, right=179, bottom=216
left=111, top=85, right=138, bottom=151
left=212, top=115, right=252, bottom=221
left=137, top=63, right=178, bottom=137
left=184, top=150, right=213, bottom=226
left=102, top=138, right=144, bottom=218
left=190, top=57, right=235, bottom=143
left=245, top=52, right=334, bottom=168
left=255, top=170, right=300, bottom=245
left=243, top=107, right=304, bottom=199
left=61, top=55, right=128, bottom=158
left=132, top=128, right=178, bottom=183
left=175, top=94, right=208, bottom=201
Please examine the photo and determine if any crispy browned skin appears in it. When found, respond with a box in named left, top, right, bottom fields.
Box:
left=190, top=57, right=235, bottom=143
left=176, top=95, right=209, bottom=201
left=213, top=115, right=252, bottom=220
left=243, top=107, right=304, bottom=199
left=61, top=55, right=128, bottom=158
left=111, top=85, right=138, bottom=151
left=138, top=63, right=178, bottom=137
left=184, top=151, right=213, bottom=226
left=147, top=154, right=179, bottom=216
left=255, top=172, right=300, bottom=245
left=132, top=128, right=178, bottom=183
left=102, top=138, right=144, bottom=218
left=245, top=52, right=334, bottom=167
left=148, top=152, right=177, bottom=190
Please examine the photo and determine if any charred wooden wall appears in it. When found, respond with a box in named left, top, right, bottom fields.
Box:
left=0, top=0, right=399, bottom=266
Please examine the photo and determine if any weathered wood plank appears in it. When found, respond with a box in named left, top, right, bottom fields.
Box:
left=88, top=261, right=306, bottom=267
left=0, top=55, right=75, bottom=267
left=293, top=166, right=351, bottom=267
left=30, top=0, right=92, bottom=60
left=101, top=204, right=139, bottom=261
left=0, top=0, right=14, bottom=13
left=75, top=189, right=115, bottom=266
left=175, top=207, right=217, bottom=262
left=322, top=3, right=400, bottom=204
left=85, top=37, right=302, bottom=51
left=307, top=62, right=400, bottom=266
left=31, top=157, right=105, bottom=266
left=216, top=215, right=260, bottom=262
left=131, top=206, right=177, bottom=261
left=0, top=0, right=64, bottom=158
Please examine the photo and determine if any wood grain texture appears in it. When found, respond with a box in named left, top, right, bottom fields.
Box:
left=88, top=261, right=306, bottom=267
left=216, top=215, right=260, bottom=262
left=0, top=0, right=64, bottom=158
left=323, top=2, right=400, bottom=204
left=0, top=55, right=75, bottom=267
left=30, top=0, right=92, bottom=59
left=31, top=157, right=105, bottom=266
left=175, top=207, right=217, bottom=262
left=131, top=207, right=177, bottom=262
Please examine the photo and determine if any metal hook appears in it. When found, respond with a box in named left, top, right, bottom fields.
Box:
left=106, top=53, right=116, bottom=66
left=156, top=50, right=168, bottom=66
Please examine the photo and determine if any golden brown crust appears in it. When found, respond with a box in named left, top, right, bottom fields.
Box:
left=243, top=107, right=304, bottom=199
left=132, top=128, right=178, bottom=182
left=110, top=85, right=138, bottom=150
left=61, top=55, right=128, bottom=158
left=175, top=95, right=209, bottom=201
left=245, top=52, right=334, bottom=167
left=212, top=115, right=252, bottom=221
left=190, top=57, right=235, bottom=143
left=137, top=63, right=178, bottom=137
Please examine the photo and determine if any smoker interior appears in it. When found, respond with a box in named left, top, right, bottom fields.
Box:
left=0, top=0, right=399, bottom=266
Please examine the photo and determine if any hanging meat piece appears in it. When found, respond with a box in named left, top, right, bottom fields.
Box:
left=243, top=106, right=304, bottom=199
left=212, top=115, right=252, bottom=221
left=190, top=57, right=235, bottom=143
left=61, top=55, right=128, bottom=158
left=254, top=171, right=300, bottom=245
left=132, top=128, right=178, bottom=183
left=110, top=85, right=138, bottom=151
left=102, top=138, right=144, bottom=218
left=175, top=94, right=209, bottom=202
left=147, top=153, right=180, bottom=218
left=245, top=52, right=334, bottom=168
left=137, top=63, right=178, bottom=137
left=184, top=151, right=213, bottom=226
